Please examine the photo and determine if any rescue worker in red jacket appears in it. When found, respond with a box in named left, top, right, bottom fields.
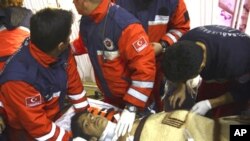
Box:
left=115, top=0, right=190, bottom=111
left=0, top=0, right=33, bottom=137
left=72, top=0, right=156, bottom=138
left=0, top=8, right=89, bottom=141
left=0, top=0, right=32, bottom=70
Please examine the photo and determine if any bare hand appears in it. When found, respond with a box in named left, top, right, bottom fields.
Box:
left=151, top=42, right=163, bottom=56
left=168, top=83, right=186, bottom=109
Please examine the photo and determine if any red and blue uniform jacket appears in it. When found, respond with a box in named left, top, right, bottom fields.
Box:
left=0, top=38, right=89, bottom=141
left=72, top=1, right=156, bottom=109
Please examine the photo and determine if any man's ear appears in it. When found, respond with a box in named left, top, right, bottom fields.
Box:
left=58, top=42, right=65, bottom=51
left=88, top=137, right=98, bottom=141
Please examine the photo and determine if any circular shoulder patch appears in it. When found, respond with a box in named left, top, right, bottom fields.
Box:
left=103, top=38, right=114, bottom=50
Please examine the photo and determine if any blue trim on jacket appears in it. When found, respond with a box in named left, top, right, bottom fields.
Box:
left=79, top=5, right=140, bottom=97
left=0, top=38, right=69, bottom=108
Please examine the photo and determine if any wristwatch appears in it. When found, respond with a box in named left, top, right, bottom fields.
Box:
left=125, top=104, right=137, bottom=113
left=160, top=40, right=169, bottom=53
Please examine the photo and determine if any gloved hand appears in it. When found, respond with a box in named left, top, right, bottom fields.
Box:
left=191, top=100, right=212, bottom=116
left=114, top=109, right=136, bottom=137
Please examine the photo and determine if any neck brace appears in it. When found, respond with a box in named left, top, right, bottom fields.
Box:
left=99, top=121, right=117, bottom=141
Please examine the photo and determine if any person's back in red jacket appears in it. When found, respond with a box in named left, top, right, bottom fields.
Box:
left=0, top=1, right=32, bottom=139
left=0, top=0, right=33, bottom=70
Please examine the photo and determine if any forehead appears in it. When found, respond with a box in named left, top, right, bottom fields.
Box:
left=77, top=113, right=89, bottom=131
left=78, top=113, right=89, bottom=123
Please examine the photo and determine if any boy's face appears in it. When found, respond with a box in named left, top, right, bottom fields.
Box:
left=78, top=112, right=108, bottom=138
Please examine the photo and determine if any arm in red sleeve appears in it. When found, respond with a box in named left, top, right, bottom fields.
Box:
left=161, top=0, right=190, bottom=45
left=71, top=34, right=88, bottom=55
left=1, top=82, right=72, bottom=141
left=66, top=51, right=89, bottom=112
left=118, top=23, right=156, bottom=108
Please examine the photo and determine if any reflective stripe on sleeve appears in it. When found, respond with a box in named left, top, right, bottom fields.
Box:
left=68, top=90, right=86, bottom=100
left=56, top=127, right=65, bottom=141
left=166, top=33, right=177, bottom=43
left=132, top=81, right=154, bottom=88
left=169, top=29, right=183, bottom=38
left=73, top=100, right=89, bottom=109
left=127, top=88, right=148, bottom=102
left=36, top=123, right=56, bottom=141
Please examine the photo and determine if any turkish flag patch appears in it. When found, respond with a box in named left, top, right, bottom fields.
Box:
left=132, top=36, right=148, bottom=52
left=26, top=94, right=42, bottom=107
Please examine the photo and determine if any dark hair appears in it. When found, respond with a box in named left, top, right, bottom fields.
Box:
left=71, top=110, right=92, bottom=140
left=162, top=40, right=203, bottom=82
left=30, top=8, right=73, bottom=53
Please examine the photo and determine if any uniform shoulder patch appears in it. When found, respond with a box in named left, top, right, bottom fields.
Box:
left=26, top=94, right=42, bottom=107
left=132, top=36, right=148, bottom=52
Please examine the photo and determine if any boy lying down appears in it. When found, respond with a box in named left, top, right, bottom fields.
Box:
left=55, top=98, right=249, bottom=141
left=55, top=98, right=121, bottom=132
